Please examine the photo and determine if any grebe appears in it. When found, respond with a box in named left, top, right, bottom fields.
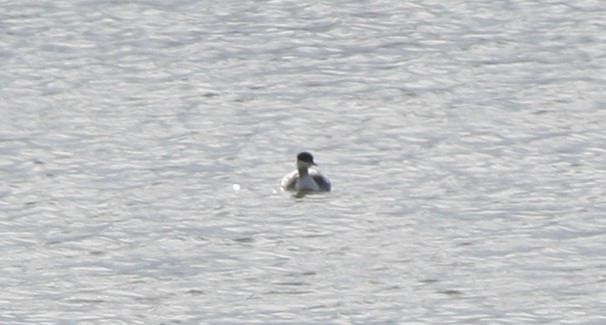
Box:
left=281, top=152, right=331, bottom=192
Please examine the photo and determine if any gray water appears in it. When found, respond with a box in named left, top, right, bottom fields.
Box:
left=2, top=0, right=606, bottom=323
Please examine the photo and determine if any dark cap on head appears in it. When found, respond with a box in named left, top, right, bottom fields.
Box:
left=297, top=152, right=315, bottom=163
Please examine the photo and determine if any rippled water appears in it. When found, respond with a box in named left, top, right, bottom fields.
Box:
left=2, top=0, right=606, bottom=323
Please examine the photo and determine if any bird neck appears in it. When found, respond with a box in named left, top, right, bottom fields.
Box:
left=298, top=167, right=309, bottom=177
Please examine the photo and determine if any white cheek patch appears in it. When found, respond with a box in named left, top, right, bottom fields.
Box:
left=297, top=160, right=311, bottom=169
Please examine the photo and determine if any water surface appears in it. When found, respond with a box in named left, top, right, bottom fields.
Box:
left=1, top=0, right=606, bottom=323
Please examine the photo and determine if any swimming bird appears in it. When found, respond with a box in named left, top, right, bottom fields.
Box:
left=281, top=152, right=331, bottom=192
